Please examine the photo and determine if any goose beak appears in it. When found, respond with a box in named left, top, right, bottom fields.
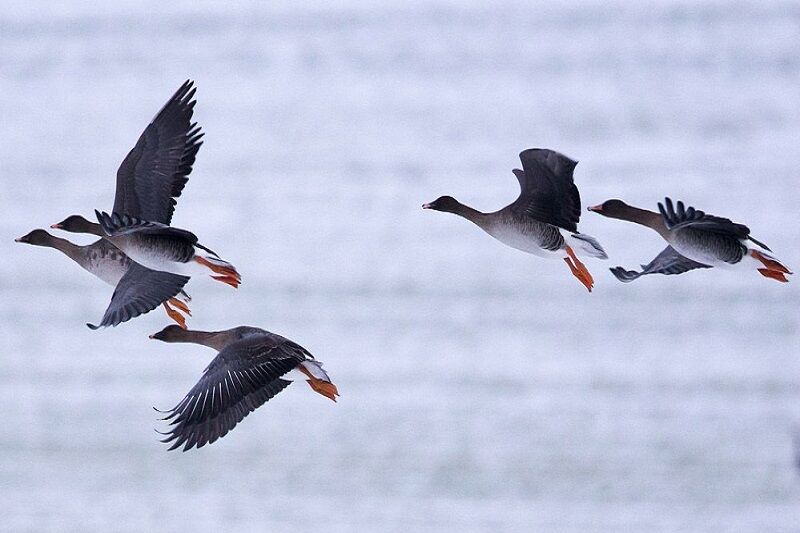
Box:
left=148, top=334, right=156, bottom=339
left=422, top=203, right=433, bottom=209
left=14, top=236, right=25, bottom=243
left=587, top=204, right=602, bottom=213
left=50, top=223, right=62, bottom=229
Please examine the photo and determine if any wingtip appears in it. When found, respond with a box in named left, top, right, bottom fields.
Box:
left=178, top=79, right=194, bottom=94
left=609, top=266, right=637, bottom=283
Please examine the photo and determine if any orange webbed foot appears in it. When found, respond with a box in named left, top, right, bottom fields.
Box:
left=163, top=302, right=188, bottom=329
left=167, top=297, right=192, bottom=316
left=751, top=250, right=792, bottom=274
left=757, top=268, right=789, bottom=283
left=211, top=275, right=240, bottom=288
left=297, top=364, right=339, bottom=402
left=564, top=246, right=594, bottom=292
left=308, top=379, right=339, bottom=402
left=195, top=256, right=242, bottom=281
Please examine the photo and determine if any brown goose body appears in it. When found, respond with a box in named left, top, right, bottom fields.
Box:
left=15, top=229, right=192, bottom=327
left=424, top=148, right=607, bottom=291
left=150, top=325, right=339, bottom=451
left=589, top=198, right=791, bottom=282
left=50, top=80, right=240, bottom=290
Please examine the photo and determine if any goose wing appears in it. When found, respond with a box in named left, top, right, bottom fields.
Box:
left=610, top=245, right=711, bottom=283
left=157, top=334, right=310, bottom=451
left=113, top=80, right=204, bottom=224
left=511, top=148, right=581, bottom=232
left=88, top=262, right=190, bottom=329
left=658, top=198, right=751, bottom=238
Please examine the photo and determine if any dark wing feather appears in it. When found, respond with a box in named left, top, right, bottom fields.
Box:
left=658, top=198, right=750, bottom=238
left=609, top=245, right=712, bottom=283
left=511, top=148, right=581, bottom=232
left=87, top=262, right=190, bottom=329
left=95, top=210, right=198, bottom=243
left=114, top=80, right=204, bottom=224
left=158, top=335, right=309, bottom=451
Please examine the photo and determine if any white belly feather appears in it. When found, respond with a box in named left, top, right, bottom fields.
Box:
left=482, top=224, right=562, bottom=258
left=114, top=246, right=203, bottom=276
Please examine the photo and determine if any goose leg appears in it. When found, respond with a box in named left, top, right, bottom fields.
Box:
left=194, top=256, right=242, bottom=281
left=211, top=275, right=240, bottom=288
left=751, top=250, right=792, bottom=274
left=757, top=268, right=789, bottom=283
left=167, top=297, right=192, bottom=316
left=297, top=365, right=339, bottom=402
left=564, top=245, right=594, bottom=292
left=163, top=302, right=188, bottom=329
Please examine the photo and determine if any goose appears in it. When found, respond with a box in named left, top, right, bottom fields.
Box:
left=423, top=148, right=607, bottom=291
left=150, top=325, right=339, bottom=451
left=15, top=229, right=192, bottom=328
left=54, top=211, right=241, bottom=288
left=588, top=198, right=792, bottom=282
left=50, top=80, right=240, bottom=289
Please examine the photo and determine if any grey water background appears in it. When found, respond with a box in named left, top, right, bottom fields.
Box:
left=1, top=1, right=799, bottom=531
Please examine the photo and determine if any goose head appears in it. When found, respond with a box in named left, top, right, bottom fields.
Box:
left=149, top=325, right=187, bottom=342
left=51, top=214, right=101, bottom=235
left=422, top=196, right=462, bottom=214
left=587, top=199, right=633, bottom=220
left=15, top=229, right=55, bottom=247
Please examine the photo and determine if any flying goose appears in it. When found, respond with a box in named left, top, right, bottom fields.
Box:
left=423, top=148, right=607, bottom=291
left=588, top=198, right=791, bottom=282
left=150, top=325, right=338, bottom=451
left=51, top=80, right=240, bottom=289
left=15, top=229, right=191, bottom=328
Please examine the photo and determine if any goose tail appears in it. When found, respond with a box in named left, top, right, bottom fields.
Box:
left=568, top=232, right=608, bottom=260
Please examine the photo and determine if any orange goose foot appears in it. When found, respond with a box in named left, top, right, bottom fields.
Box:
left=194, top=256, right=242, bottom=281
left=162, top=302, right=188, bottom=329
left=750, top=250, right=792, bottom=275
left=211, top=275, right=240, bottom=289
left=307, top=379, right=340, bottom=402
left=167, top=297, right=192, bottom=316
left=564, top=245, right=594, bottom=292
left=757, top=268, right=789, bottom=283
left=297, top=365, right=339, bottom=402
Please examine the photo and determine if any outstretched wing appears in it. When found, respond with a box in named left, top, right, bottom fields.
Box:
left=114, top=80, right=204, bottom=224
left=157, top=335, right=310, bottom=451
left=658, top=198, right=750, bottom=238
left=511, top=148, right=581, bottom=232
left=609, top=245, right=711, bottom=283
left=87, top=262, right=190, bottom=329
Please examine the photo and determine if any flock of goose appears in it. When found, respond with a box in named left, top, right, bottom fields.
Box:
left=423, top=151, right=791, bottom=290
left=16, top=81, right=792, bottom=451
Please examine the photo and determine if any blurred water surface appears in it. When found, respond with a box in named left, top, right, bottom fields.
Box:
left=1, top=1, right=799, bottom=531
